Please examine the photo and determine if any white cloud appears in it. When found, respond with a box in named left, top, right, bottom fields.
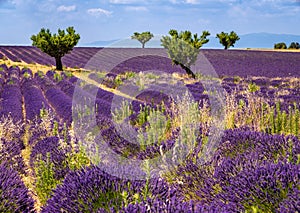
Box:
left=9, top=0, right=23, bottom=6
left=185, top=0, right=200, bottom=4
left=169, top=0, right=205, bottom=4
left=87, top=8, right=112, bottom=16
left=57, top=5, right=76, bottom=12
left=109, top=0, right=142, bottom=4
left=125, top=6, right=148, bottom=11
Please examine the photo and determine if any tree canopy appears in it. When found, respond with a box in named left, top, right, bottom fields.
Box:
left=161, top=29, right=210, bottom=78
left=288, top=42, right=300, bottom=49
left=31, top=27, right=80, bottom=70
left=131, top=32, right=154, bottom=48
left=216, top=31, right=240, bottom=50
left=274, top=42, right=287, bottom=49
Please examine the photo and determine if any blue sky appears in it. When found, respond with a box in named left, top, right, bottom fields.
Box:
left=0, top=0, right=300, bottom=45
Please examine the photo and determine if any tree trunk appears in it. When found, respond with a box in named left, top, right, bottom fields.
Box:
left=224, top=46, right=228, bottom=50
left=55, top=57, right=63, bottom=70
left=180, top=64, right=196, bottom=79
left=142, top=43, right=145, bottom=48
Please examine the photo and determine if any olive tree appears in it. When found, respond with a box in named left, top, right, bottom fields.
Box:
left=131, top=32, right=154, bottom=48
left=288, top=42, right=300, bottom=49
left=161, top=29, right=210, bottom=78
left=216, top=31, right=240, bottom=50
left=31, top=27, right=80, bottom=70
left=274, top=42, right=287, bottom=49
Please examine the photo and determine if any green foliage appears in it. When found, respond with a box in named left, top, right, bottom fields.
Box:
left=136, top=72, right=146, bottom=90
left=23, top=72, right=31, bottom=79
left=141, top=159, right=151, bottom=201
left=7, top=78, right=15, bottom=85
left=114, top=75, right=123, bottom=87
left=39, top=106, right=48, bottom=119
left=225, top=91, right=300, bottom=138
left=31, top=26, right=80, bottom=70
left=124, top=71, right=136, bottom=79
left=266, top=102, right=300, bottom=136
left=65, top=144, right=90, bottom=171
left=112, top=100, right=133, bottom=124
left=53, top=72, right=62, bottom=82
left=131, top=31, right=154, bottom=48
left=136, top=104, right=151, bottom=127
left=248, top=82, right=260, bottom=93
left=1, top=56, right=8, bottom=60
left=37, top=70, right=44, bottom=78
left=161, top=29, right=210, bottom=78
left=89, top=183, right=124, bottom=211
left=34, top=153, right=60, bottom=205
left=173, top=93, right=201, bottom=158
left=63, top=71, right=73, bottom=78
left=145, top=73, right=159, bottom=79
left=97, top=71, right=107, bottom=79
left=138, top=108, right=170, bottom=150
left=216, top=31, right=240, bottom=50
left=274, top=42, right=287, bottom=49
left=288, top=42, right=300, bottom=49
left=52, top=121, right=59, bottom=136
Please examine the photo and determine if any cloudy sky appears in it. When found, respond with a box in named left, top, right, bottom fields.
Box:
left=0, top=0, right=300, bottom=45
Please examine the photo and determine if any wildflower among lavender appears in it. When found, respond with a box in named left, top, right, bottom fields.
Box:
left=30, top=136, right=69, bottom=179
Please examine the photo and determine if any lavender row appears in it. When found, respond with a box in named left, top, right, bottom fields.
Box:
left=42, top=165, right=182, bottom=212
left=35, top=73, right=72, bottom=124
left=202, top=49, right=300, bottom=78
left=21, top=74, right=51, bottom=121
left=0, top=46, right=101, bottom=68
left=0, top=64, right=6, bottom=91
left=0, top=78, right=23, bottom=122
left=0, top=138, right=25, bottom=174
left=109, top=55, right=186, bottom=75
left=0, top=164, right=35, bottom=212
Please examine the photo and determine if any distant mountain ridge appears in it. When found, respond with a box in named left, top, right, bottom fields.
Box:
left=80, top=33, right=300, bottom=49
left=235, top=33, right=300, bottom=48
left=83, top=39, right=120, bottom=47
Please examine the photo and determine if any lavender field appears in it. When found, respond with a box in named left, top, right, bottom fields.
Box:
left=1, top=46, right=300, bottom=77
left=0, top=46, right=300, bottom=212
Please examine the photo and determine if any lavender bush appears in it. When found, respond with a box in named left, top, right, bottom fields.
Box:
left=0, top=164, right=35, bottom=212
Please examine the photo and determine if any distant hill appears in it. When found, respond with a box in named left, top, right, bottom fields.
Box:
left=80, top=36, right=163, bottom=48
left=234, top=33, right=300, bottom=49
left=81, top=39, right=120, bottom=47
left=81, top=33, right=300, bottom=49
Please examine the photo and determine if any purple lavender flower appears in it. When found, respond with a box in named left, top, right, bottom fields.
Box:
left=21, top=76, right=50, bottom=121
left=0, top=138, right=25, bottom=174
left=0, top=164, right=35, bottom=212
left=42, top=165, right=182, bottom=212
left=0, top=82, right=23, bottom=122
